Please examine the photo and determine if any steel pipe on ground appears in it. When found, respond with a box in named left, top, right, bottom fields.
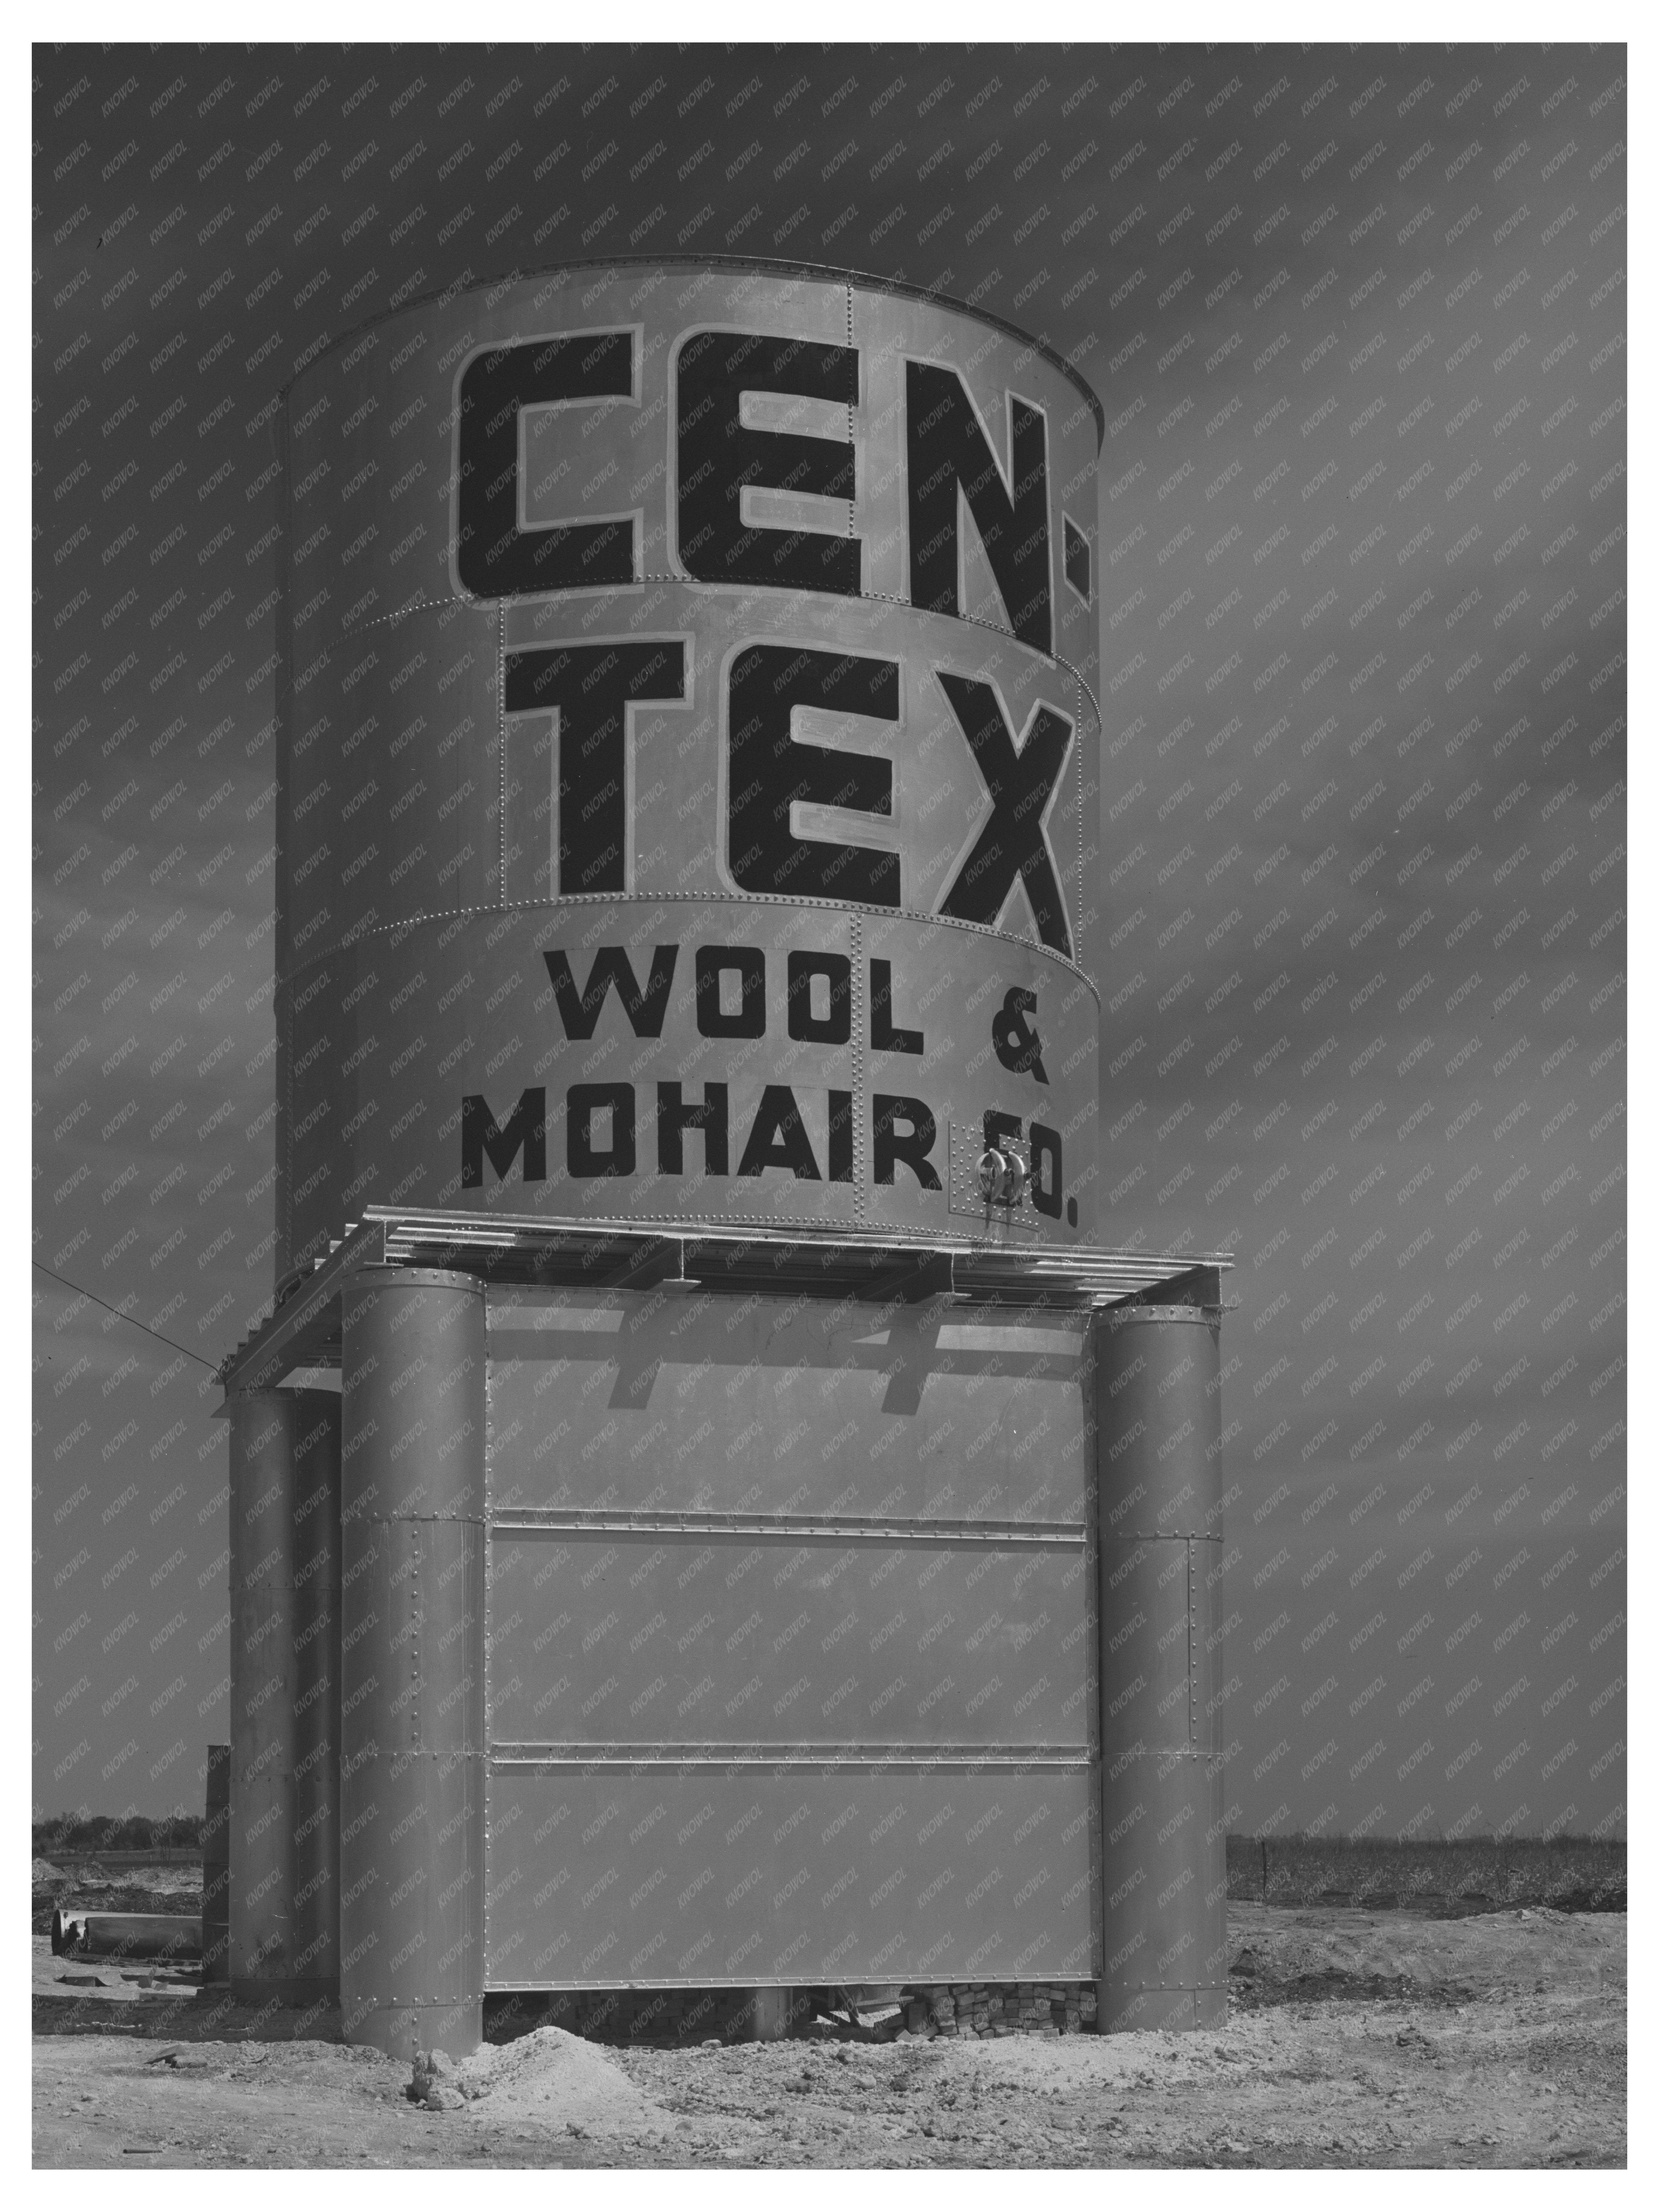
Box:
left=53, top=1910, right=202, bottom=1958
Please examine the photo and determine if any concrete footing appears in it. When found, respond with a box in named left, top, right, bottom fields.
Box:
left=746, top=1987, right=793, bottom=2041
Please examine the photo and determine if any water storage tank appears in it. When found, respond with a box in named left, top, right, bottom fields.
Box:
left=273, top=260, right=1104, bottom=1273
left=226, top=260, right=1230, bottom=2055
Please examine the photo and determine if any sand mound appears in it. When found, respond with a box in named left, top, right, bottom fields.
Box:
left=460, top=2027, right=672, bottom=2135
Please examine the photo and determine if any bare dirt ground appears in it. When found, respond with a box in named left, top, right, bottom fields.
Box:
left=33, top=1903, right=1623, bottom=2168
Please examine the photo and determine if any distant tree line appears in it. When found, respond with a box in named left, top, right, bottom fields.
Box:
left=34, top=1811, right=202, bottom=1854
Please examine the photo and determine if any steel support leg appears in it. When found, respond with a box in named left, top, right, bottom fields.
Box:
left=202, top=1742, right=231, bottom=1985
left=1096, top=1302, right=1227, bottom=2031
left=338, top=1269, right=486, bottom=2058
left=228, top=1388, right=341, bottom=2005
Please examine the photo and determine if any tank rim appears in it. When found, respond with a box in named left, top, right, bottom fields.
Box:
left=279, top=250, right=1105, bottom=448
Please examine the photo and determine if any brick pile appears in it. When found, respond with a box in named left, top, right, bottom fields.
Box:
left=897, top=1981, right=1093, bottom=2037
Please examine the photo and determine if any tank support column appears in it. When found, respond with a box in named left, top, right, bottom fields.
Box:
left=338, top=1269, right=487, bottom=2059
left=227, top=1389, right=341, bottom=2005
left=1096, top=1300, right=1227, bottom=2031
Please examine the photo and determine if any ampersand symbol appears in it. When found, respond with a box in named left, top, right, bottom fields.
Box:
left=991, top=986, right=1048, bottom=1084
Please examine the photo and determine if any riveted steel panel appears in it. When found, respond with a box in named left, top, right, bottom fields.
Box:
left=275, top=264, right=1102, bottom=1277
left=475, top=585, right=1093, bottom=937
left=338, top=1271, right=487, bottom=1524
left=289, top=587, right=1116, bottom=963
left=340, top=1517, right=487, bottom=1758
left=1097, top=1307, right=1223, bottom=1539
left=1190, top=1536, right=1225, bottom=1757
left=339, top=1743, right=485, bottom=2008
left=846, top=285, right=1100, bottom=699
left=484, top=1766, right=1097, bottom=1991
left=484, top=1284, right=1092, bottom=1520
left=481, top=1281, right=1099, bottom=1988
left=279, top=599, right=503, bottom=977
left=280, top=266, right=1099, bottom=697
left=487, top=1531, right=1090, bottom=1749
left=285, top=900, right=1095, bottom=1256
left=1098, top=1538, right=1195, bottom=1755
left=1099, top=1750, right=1228, bottom=2024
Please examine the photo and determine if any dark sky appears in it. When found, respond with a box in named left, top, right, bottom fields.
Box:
left=32, top=43, right=1625, bottom=1840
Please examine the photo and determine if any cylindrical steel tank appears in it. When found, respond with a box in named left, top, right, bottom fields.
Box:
left=272, top=261, right=1104, bottom=1278
left=1095, top=1302, right=1227, bottom=2030
left=338, top=1269, right=486, bottom=2060
left=227, top=1389, right=341, bottom=2003
left=251, top=257, right=1234, bottom=2044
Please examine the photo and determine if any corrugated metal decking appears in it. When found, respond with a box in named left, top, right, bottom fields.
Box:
left=216, top=1206, right=1232, bottom=1399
